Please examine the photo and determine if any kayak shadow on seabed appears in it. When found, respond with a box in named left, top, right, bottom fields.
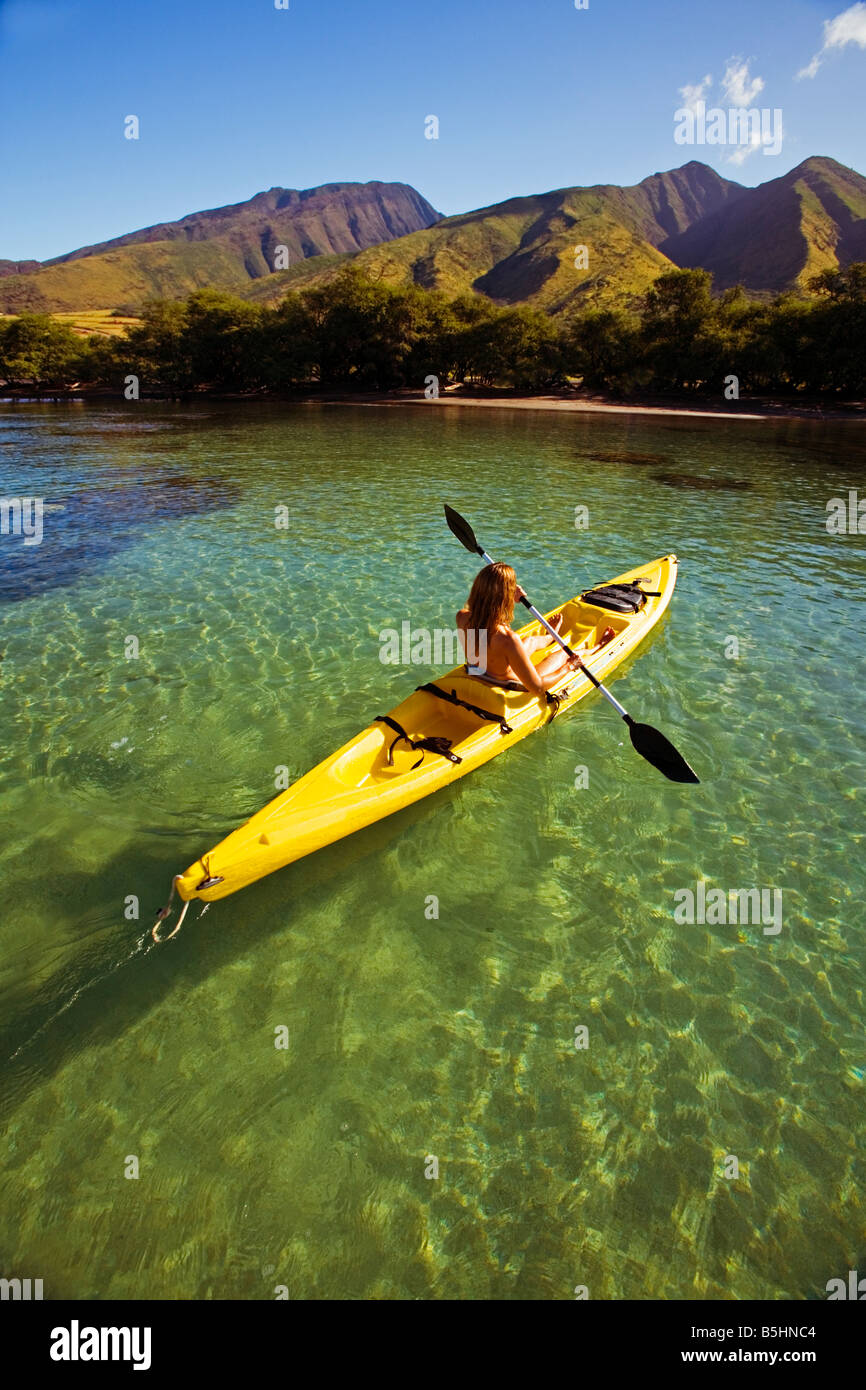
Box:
left=0, top=775, right=467, bottom=1116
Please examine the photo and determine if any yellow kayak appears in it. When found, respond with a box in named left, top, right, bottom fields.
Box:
left=172, top=553, right=679, bottom=907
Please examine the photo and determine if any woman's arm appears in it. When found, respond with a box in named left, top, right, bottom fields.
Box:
left=502, top=629, right=580, bottom=694
left=522, top=613, right=563, bottom=654
left=515, top=587, right=564, bottom=653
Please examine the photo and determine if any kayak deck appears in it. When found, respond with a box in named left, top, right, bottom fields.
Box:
left=176, top=554, right=678, bottom=902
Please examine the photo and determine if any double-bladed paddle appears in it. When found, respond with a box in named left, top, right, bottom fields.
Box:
left=444, top=503, right=699, bottom=784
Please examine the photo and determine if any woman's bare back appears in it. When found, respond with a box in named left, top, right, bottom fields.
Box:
left=456, top=610, right=515, bottom=681
left=456, top=608, right=577, bottom=692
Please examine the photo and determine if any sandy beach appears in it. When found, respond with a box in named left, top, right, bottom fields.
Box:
left=298, top=387, right=866, bottom=423
left=2, top=384, right=864, bottom=421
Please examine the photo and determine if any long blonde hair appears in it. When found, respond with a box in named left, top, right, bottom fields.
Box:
left=466, top=563, right=517, bottom=637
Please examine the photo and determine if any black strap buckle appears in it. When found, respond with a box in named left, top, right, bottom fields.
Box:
left=375, top=715, right=462, bottom=770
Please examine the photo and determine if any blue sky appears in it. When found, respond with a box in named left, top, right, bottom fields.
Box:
left=0, top=0, right=864, bottom=260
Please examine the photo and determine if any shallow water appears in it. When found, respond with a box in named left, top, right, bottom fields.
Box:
left=0, top=400, right=864, bottom=1300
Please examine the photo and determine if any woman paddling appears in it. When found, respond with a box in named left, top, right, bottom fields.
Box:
left=456, top=562, right=584, bottom=693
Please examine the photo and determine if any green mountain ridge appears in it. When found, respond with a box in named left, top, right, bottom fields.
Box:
left=0, top=181, right=441, bottom=313
left=2, top=158, right=864, bottom=318
left=243, top=163, right=746, bottom=314
left=44, top=180, right=441, bottom=266
left=660, top=157, right=866, bottom=292
left=244, top=158, right=866, bottom=317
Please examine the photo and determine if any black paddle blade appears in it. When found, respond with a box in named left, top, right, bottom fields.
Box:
left=626, top=718, right=700, bottom=783
left=444, top=503, right=484, bottom=556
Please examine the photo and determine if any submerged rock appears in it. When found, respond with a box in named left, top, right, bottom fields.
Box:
left=0, top=475, right=240, bottom=604
left=583, top=450, right=668, bottom=466
left=652, top=472, right=751, bottom=491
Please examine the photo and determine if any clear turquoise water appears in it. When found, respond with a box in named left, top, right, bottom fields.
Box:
left=0, top=400, right=864, bottom=1300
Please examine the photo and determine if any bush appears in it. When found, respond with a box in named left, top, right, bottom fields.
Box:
left=5, top=261, right=864, bottom=397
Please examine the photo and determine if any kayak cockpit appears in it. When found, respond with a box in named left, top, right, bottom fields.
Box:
left=327, top=609, right=637, bottom=790
left=328, top=696, right=503, bottom=788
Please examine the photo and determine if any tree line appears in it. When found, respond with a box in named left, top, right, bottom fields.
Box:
left=1, top=262, right=864, bottom=398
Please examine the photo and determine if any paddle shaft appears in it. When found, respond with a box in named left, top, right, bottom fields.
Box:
left=445, top=504, right=698, bottom=781
left=475, top=545, right=629, bottom=719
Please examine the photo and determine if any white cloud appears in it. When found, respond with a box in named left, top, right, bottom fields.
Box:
left=726, top=133, right=762, bottom=167
left=721, top=58, right=765, bottom=107
left=674, top=58, right=782, bottom=162
left=825, top=0, right=866, bottom=46
left=678, top=74, right=712, bottom=114
left=797, top=1, right=866, bottom=79
left=798, top=54, right=823, bottom=80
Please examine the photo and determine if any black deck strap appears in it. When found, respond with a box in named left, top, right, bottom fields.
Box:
left=582, top=579, right=662, bottom=613
left=418, top=682, right=513, bottom=736
left=587, top=578, right=662, bottom=596
left=546, top=689, right=563, bottom=721
left=375, top=714, right=462, bottom=770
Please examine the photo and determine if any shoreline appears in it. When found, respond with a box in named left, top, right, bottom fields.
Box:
left=326, top=390, right=866, bottom=423
left=1, top=386, right=864, bottom=422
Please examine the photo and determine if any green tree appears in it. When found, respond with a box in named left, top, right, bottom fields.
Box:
left=563, top=308, right=643, bottom=393
left=739, top=295, right=814, bottom=393
left=0, top=314, right=81, bottom=386
left=257, top=293, right=317, bottom=389
left=809, top=262, right=866, bottom=303
left=401, top=289, right=460, bottom=387
left=806, top=262, right=866, bottom=394
left=459, top=306, right=564, bottom=389
left=302, top=266, right=420, bottom=388
left=184, top=290, right=262, bottom=390
left=74, top=333, right=122, bottom=385
left=124, top=299, right=193, bottom=391
left=438, top=295, right=500, bottom=384
left=640, top=269, right=717, bottom=391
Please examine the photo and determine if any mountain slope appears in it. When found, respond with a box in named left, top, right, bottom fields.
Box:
left=247, top=163, right=748, bottom=316
left=0, top=259, right=40, bottom=279
left=46, top=181, right=440, bottom=267
left=660, top=157, right=866, bottom=293
left=0, top=182, right=440, bottom=313
left=0, top=242, right=259, bottom=314
left=347, top=159, right=866, bottom=313
left=3, top=158, right=864, bottom=319
left=247, top=158, right=866, bottom=317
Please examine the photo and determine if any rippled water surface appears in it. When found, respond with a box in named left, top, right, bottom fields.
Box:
left=1, top=400, right=864, bottom=1300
